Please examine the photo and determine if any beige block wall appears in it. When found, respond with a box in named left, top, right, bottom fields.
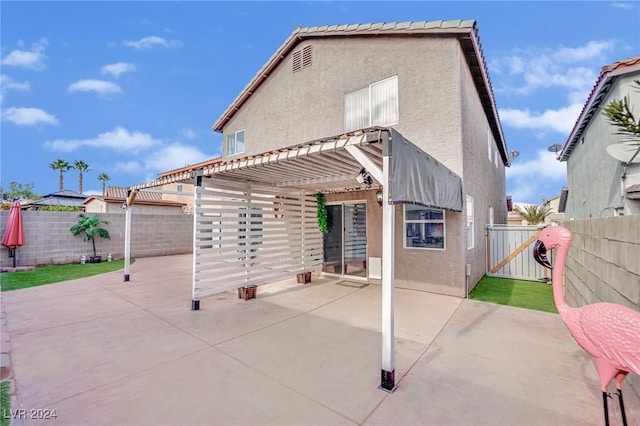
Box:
left=563, top=216, right=640, bottom=398
left=0, top=211, right=193, bottom=267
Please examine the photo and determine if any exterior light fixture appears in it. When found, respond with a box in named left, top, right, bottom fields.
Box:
left=508, top=150, right=520, bottom=160
left=376, top=190, right=383, bottom=206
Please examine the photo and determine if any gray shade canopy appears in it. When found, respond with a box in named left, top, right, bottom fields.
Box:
left=386, top=128, right=463, bottom=212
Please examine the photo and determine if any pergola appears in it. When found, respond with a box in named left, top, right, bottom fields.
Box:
left=126, top=127, right=462, bottom=391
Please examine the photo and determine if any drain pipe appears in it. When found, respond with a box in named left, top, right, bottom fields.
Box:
left=465, top=264, right=471, bottom=298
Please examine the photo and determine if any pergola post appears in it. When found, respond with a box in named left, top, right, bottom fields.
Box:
left=380, top=153, right=396, bottom=392
left=123, top=189, right=137, bottom=282
left=191, top=174, right=202, bottom=311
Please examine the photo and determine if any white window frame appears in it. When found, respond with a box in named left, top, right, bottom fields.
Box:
left=466, top=195, right=474, bottom=250
left=226, top=129, right=245, bottom=156
left=345, top=76, right=399, bottom=132
left=403, top=205, right=446, bottom=251
left=176, top=184, right=183, bottom=193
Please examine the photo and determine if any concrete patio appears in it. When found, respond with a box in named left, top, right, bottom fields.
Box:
left=2, top=254, right=638, bottom=425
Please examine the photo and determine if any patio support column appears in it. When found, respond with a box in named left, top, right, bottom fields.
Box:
left=124, top=203, right=132, bottom=282
left=123, top=189, right=137, bottom=282
left=380, top=153, right=396, bottom=392
left=191, top=173, right=202, bottom=311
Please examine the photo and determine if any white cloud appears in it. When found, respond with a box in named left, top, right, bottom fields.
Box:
left=499, top=103, right=583, bottom=133
left=1, top=74, right=30, bottom=95
left=611, top=2, right=633, bottom=9
left=1, top=107, right=58, bottom=126
left=123, top=35, right=180, bottom=50
left=144, top=142, right=209, bottom=173
left=1, top=39, right=48, bottom=70
left=507, top=150, right=566, bottom=180
left=553, top=41, right=615, bottom=63
left=492, top=40, right=614, bottom=96
left=180, top=128, right=197, bottom=140
left=101, top=62, right=136, bottom=78
left=115, top=161, right=143, bottom=173
left=68, top=79, right=123, bottom=96
left=507, top=150, right=567, bottom=203
left=43, top=126, right=159, bottom=153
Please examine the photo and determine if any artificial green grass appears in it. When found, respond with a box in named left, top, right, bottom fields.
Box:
left=469, top=275, right=557, bottom=313
left=1, top=381, right=10, bottom=426
left=0, top=259, right=134, bottom=292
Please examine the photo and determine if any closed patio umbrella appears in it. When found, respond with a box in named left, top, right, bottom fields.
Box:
left=2, top=200, right=25, bottom=268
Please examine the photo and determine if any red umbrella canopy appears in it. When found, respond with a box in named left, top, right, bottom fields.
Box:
left=2, top=201, right=25, bottom=249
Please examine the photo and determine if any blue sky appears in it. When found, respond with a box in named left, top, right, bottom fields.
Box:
left=1, top=1, right=639, bottom=203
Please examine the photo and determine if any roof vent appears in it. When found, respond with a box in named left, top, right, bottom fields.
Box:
left=292, top=45, right=312, bottom=73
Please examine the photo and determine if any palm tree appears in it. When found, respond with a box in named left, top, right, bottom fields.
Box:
left=69, top=214, right=111, bottom=261
left=49, top=159, right=72, bottom=191
left=97, top=173, right=110, bottom=196
left=602, top=79, right=640, bottom=141
left=514, top=204, right=552, bottom=225
left=74, top=160, right=90, bottom=195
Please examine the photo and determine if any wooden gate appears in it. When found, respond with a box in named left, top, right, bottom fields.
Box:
left=485, top=225, right=550, bottom=282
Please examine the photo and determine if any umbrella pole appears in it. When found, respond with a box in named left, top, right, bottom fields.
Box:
left=12, top=249, right=16, bottom=268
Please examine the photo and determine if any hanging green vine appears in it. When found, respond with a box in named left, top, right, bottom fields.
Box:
left=314, top=192, right=329, bottom=233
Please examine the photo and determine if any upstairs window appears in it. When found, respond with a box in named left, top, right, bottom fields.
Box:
left=345, top=76, right=398, bottom=132
left=226, top=130, right=245, bottom=156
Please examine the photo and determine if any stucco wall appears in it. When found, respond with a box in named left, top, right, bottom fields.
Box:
left=0, top=211, right=193, bottom=267
left=564, top=71, right=640, bottom=219
left=459, top=46, right=508, bottom=291
left=325, top=190, right=466, bottom=297
left=222, top=36, right=465, bottom=175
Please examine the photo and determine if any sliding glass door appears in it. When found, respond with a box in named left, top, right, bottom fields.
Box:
left=322, top=202, right=367, bottom=278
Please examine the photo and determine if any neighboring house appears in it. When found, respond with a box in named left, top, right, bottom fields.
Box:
left=508, top=196, right=565, bottom=226
left=559, top=55, right=640, bottom=219
left=84, top=186, right=185, bottom=214
left=22, top=190, right=85, bottom=211
left=206, top=20, right=509, bottom=298
left=156, top=158, right=222, bottom=214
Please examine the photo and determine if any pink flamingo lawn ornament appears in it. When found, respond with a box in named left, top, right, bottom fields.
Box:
left=533, top=226, right=640, bottom=426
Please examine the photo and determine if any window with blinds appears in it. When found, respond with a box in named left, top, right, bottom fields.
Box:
left=345, top=76, right=398, bottom=132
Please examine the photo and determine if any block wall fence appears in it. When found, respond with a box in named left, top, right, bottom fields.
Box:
left=563, top=215, right=640, bottom=399
left=0, top=211, right=193, bottom=268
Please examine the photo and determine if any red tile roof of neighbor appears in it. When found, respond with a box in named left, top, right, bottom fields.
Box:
left=560, top=55, right=640, bottom=161
left=83, top=187, right=185, bottom=207
left=156, top=157, right=222, bottom=179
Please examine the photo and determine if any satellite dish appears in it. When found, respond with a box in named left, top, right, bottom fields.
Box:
left=606, top=142, right=640, bottom=164
left=548, top=143, right=562, bottom=154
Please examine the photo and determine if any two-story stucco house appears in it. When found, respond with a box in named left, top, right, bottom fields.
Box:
left=209, top=20, right=509, bottom=297
left=127, top=19, right=509, bottom=391
left=560, top=55, right=640, bottom=219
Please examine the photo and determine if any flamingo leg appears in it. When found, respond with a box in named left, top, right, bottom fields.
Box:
left=617, top=389, right=627, bottom=426
left=603, top=392, right=610, bottom=426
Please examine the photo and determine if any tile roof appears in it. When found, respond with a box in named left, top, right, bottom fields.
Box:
left=156, top=157, right=222, bottom=178
left=84, top=186, right=185, bottom=207
left=211, top=20, right=507, bottom=164
left=106, top=186, right=162, bottom=201
left=560, top=55, right=640, bottom=161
